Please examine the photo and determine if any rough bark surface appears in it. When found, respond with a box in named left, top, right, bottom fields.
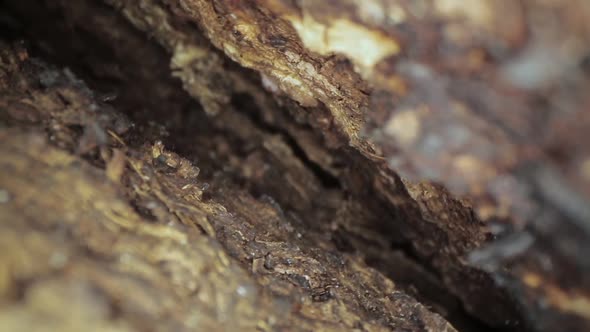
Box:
left=1, top=0, right=589, bottom=332
left=0, top=42, right=456, bottom=331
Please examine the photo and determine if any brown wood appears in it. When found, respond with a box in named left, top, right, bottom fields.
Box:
left=1, top=1, right=589, bottom=331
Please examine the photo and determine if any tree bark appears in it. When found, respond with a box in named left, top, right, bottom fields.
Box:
left=0, top=41, right=456, bottom=331
left=1, top=1, right=589, bottom=331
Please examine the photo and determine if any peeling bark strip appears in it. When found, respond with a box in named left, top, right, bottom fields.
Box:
left=1, top=0, right=590, bottom=331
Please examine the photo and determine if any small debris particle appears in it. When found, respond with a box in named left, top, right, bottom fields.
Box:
left=106, top=149, right=127, bottom=183
left=100, top=90, right=118, bottom=102
left=268, top=35, right=287, bottom=48
left=311, top=286, right=334, bottom=302
left=263, top=253, right=276, bottom=270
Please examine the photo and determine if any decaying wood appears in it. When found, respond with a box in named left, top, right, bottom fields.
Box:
left=0, top=42, right=456, bottom=331
left=1, top=0, right=589, bottom=331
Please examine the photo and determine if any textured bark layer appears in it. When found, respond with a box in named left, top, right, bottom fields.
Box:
left=0, top=42, right=456, bottom=331
left=6, top=0, right=519, bottom=327
left=2, top=0, right=589, bottom=331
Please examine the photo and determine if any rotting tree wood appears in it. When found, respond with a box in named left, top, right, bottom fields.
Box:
left=0, top=41, right=455, bottom=331
left=3, top=1, right=521, bottom=329
left=2, top=0, right=590, bottom=331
